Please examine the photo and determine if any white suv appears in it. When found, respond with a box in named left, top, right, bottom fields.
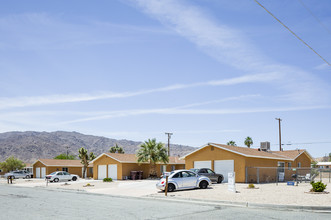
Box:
left=45, top=171, right=79, bottom=182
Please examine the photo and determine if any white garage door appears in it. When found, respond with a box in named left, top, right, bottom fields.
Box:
left=194, top=161, right=212, bottom=169
left=108, top=164, right=117, bottom=180
left=36, top=167, right=40, bottom=178
left=98, top=165, right=107, bottom=180
left=41, top=167, right=46, bottom=178
left=214, top=160, right=234, bottom=183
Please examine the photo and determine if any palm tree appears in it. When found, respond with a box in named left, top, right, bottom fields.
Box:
left=109, top=144, right=125, bottom=154
left=227, top=140, right=237, bottom=146
left=79, top=147, right=96, bottom=178
left=244, top=136, right=253, bottom=148
left=136, top=139, right=168, bottom=178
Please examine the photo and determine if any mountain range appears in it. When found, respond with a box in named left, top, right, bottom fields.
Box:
left=0, top=131, right=196, bottom=163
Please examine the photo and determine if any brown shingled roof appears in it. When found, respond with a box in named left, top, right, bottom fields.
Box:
left=270, top=150, right=309, bottom=160
left=210, top=143, right=291, bottom=160
left=182, top=143, right=310, bottom=161
left=101, top=153, right=184, bottom=164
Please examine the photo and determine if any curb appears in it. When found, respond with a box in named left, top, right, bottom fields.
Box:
left=3, top=184, right=331, bottom=212
left=144, top=195, right=331, bottom=212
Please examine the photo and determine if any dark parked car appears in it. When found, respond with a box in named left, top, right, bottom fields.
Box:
left=190, top=168, right=223, bottom=183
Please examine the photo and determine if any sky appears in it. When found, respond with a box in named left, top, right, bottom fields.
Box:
left=0, top=0, right=330, bottom=158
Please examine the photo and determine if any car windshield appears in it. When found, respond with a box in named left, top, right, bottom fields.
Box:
left=49, top=172, right=57, bottom=175
left=189, top=169, right=199, bottom=173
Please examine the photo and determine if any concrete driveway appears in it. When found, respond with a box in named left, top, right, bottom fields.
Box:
left=0, top=177, right=159, bottom=197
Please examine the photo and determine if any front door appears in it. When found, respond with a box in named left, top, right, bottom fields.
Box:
left=278, top=162, right=285, bottom=182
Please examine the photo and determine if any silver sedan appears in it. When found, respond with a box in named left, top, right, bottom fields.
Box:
left=156, top=170, right=212, bottom=192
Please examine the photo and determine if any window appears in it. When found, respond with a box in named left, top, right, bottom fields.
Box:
left=207, top=169, right=215, bottom=174
left=89, top=167, right=93, bottom=175
left=172, top=173, right=181, bottom=178
left=57, top=172, right=63, bottom=176
left=199, top=169, right=207, bottom=174
left=288, top=162, right=292, bottom=170
left=171, top=165, right=175, bottom=171
left=0, top=169, right=2, bottom=172
left=298, top=162, right=301, bottom=168
left=62, top=167, right=68, bottom=172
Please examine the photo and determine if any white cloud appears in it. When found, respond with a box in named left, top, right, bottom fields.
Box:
left=0, top=74, right=275, bottom=110
left=131, top=0, right=329, bottom=105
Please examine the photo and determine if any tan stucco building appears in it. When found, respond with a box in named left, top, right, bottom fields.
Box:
left=182, top=143, right=313, bottom=183
left=33, top=159, right=93, bottom=178
left=91, top=153, right=185, bottom=180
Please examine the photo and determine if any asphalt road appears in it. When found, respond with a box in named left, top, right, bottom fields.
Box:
left=0, top=185, right=330, bottom=220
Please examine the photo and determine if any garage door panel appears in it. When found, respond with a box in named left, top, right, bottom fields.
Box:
left=194, top=161, right=212, bottom=169
left=41, top=167, right=46, bottom=178
left=98, top=165, right=107, bottom=180
left=36, top=167, right=40, bottom=178
left=214, top=160, right=234, bottom=183
left=108, top=164, right=117, bottom=180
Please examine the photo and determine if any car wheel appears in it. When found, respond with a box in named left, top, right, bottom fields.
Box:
left=53, top=178, right=59, bottom=182
left=26, top=175, right=30, bottom=179
left=199, top=181, right=208, bottom=189
left=72, top=176, right=77, bottom=181
left=217, top=176, right=223, bottom=184
left=167, top=183, right=175, bottom=192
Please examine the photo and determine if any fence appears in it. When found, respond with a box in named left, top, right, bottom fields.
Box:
left=245, top=167, right=331, bottom=184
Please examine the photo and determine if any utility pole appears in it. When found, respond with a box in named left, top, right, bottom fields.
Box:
left=275, top=118, right=282, bottom=151
left=66, top=146, right=69, bottom=159
left=165, top=132, right=173, bottom=156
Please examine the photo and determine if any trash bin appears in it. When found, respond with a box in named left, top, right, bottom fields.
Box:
left=131, top=171, right=137, bottom=180
left=138, top=171, right=143, bottom=180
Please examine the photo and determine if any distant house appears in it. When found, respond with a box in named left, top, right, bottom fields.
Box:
left=33, top=159, right=93, bottom=178
left=181, top=143, right=313, bottom=183
left=23, top=163, right=33, bottom=176
left=91, top=153, right=185, bottom=180
left=316, top=162, right=331, bottom=169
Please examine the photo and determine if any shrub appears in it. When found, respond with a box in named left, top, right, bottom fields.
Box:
left=248, top=184, right=255, bottom=189
left=103, top=177, right=113, bottom=182
left=310, top=181, right=327, bottom=192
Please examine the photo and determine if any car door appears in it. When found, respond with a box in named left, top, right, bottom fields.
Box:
left=206, top=169, right=217, bottom=182
left=63, top=172, right=71, bottom=181
left=198, top=169, right=210, bottom=179
left=181, top=171, right=198, bottom=188
left=171, top=172, right=183, bottom=189
left=56, top=172, right=63, bottom=181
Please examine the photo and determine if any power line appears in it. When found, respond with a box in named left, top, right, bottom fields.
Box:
left=254, top=0, right=331, bottom=66
left=272, top=141, right=331, bottom=146
left=297, top=0, right=331, bottom=36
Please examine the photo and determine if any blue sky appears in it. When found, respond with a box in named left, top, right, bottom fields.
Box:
left=0, top=0, right=330, bottom=157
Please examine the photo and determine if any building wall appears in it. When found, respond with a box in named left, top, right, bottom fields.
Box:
left=294, top=152, right=312, bottom=168
left=33, top=161, right=46, bottom=178
left=93, top=154, right=185, bottom=180
left=185, top=145, right=246, bottom=182
left=33, top=161, right=93, bottom=178
left=93, top=155, right=123, bottom=180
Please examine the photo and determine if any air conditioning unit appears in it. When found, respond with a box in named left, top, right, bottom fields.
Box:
left=260, top=142, right=270, bottom=151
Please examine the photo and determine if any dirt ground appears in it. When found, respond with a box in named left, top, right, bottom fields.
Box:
left=1, top=177, right=330, bottom=207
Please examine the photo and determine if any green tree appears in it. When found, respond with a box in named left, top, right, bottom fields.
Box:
left=227, top=140, right=237, bottom=146
left=0, top=156, right=25, bottom=172
left=54, top=153, right=76, bottom=160
left=78, top=148, right=96, bottom=178
left=244, top=137, right=253, bottom=148
left=136, top=139, right=168, bottom=178
left=109, top=144, right=125, bottom=154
